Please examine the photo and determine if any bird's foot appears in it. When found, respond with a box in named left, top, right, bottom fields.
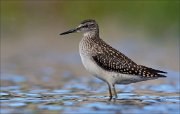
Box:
left=108, top=95, right=113, bottom=101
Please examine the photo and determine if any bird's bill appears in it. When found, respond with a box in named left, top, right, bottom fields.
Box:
left=60, top=28, right=78, bottom=35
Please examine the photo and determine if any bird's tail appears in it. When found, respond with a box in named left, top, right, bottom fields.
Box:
left=139, top=65, right=167, bottom=77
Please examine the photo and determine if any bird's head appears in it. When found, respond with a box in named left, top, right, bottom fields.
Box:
left=60, top=19, right=99, bottom=36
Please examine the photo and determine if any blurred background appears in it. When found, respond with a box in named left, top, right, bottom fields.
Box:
left=1, top=1, right=179, bottom=86
left=0, top=1, right=179, bottom=113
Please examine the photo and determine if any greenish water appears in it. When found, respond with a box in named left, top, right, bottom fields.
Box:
left=1, top=1, right=179, bottom=40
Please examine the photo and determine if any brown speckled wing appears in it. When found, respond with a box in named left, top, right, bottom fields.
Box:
left=92, top=54, right=167, bottom=78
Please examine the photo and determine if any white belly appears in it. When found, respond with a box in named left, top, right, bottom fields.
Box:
left=79, top=51, right=109, bottom=82
left=80, top=54, right=102, bottom=77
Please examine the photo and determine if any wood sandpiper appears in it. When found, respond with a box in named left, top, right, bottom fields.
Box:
left=60, top=19, right=167, bottom=100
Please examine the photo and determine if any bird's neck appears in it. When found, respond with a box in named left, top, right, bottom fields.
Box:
left=83, top=30, right=99, bottom=39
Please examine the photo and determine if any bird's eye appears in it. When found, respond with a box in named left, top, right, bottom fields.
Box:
left=82, top=24, right=88, bottom=28
left=89, top=23, right=95, bottom=27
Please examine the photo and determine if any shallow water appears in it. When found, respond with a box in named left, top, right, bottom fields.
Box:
left=0, top=70, right=179, bottom=114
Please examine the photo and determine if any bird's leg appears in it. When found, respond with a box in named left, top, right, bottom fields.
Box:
left=107, top=83, right=113, bottom=101
left=113, top=84, right=118, bottom=99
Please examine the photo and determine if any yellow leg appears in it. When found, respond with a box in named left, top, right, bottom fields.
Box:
left=107, top=83, right=113, bottom=101
left=113, top=84, right=118, bottom=99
